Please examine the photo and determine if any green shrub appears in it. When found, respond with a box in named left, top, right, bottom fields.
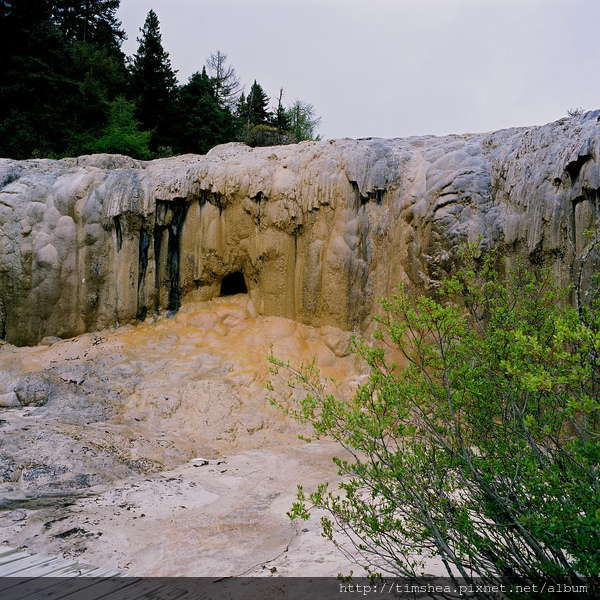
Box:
left=268, top=244, right=600, bottom=598
left=87, top=97, right=152, bottom=159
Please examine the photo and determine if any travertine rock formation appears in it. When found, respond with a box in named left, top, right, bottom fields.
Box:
left=0, top=294, right=360, bottom=503
left=2, top=112, right=600, bottom=346
left=0, top=296, right=366, bottom=576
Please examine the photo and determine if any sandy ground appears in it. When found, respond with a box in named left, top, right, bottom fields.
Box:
left=0, top=295, right=371, bottom=580
left=0, top=295, right=445, bottom=587
left=0, top=443, right=360, bottom=579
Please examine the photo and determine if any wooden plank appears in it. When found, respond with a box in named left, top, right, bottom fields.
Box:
left=91, top=580, right=194, bottom=600
left=1, top=577, right=199, bottom=600
left=96, top=580, right=174, bottom=600
left=0, top=577, right=112, bottom=600
left=77, top=567, right=122, bottom=577
left=3, top=558, right=82, bottom=578
left=0, top=549, right=32, bottom=566
left=0, top=554, right=70, bottom=576
left=0, top=547, right=204, bottom=600
left=50, top=564, right=120, bottom=577
left=146, top=585, right=193, bottom=600
left=0, top=548, right=120, bottom=577
left=0, top=548, right=24, bottom=559
left=52, top=578, right=143, bottom=600
left=0, top=547, right=120, bottom=578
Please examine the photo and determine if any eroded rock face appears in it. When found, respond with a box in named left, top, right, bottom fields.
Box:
left=2, top=113, right=600, bottom=345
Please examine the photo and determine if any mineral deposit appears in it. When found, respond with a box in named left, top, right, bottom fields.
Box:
left=2, top=113, right=600, bottom=345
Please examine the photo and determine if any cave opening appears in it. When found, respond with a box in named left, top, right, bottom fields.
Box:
left=566, top=154, right=591, bottom=182
left=220, top=271, right=248, bottom=296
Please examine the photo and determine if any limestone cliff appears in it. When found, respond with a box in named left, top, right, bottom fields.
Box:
left=2, top=112, right=600, bottom=346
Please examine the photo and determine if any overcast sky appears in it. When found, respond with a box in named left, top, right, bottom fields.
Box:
left=116, top=0, right=600, bottom=140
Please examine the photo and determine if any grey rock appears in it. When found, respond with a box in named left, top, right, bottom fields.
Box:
left=14, top=373, right=60, bottom=406
left=0, top=392, right=19, bottom=407
left=0, top=509, right=27, bottom=526
left=1, top=113, right=600, bottom=346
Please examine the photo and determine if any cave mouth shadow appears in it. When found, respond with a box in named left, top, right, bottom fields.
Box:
left=220, top=271, right=248, bottom=296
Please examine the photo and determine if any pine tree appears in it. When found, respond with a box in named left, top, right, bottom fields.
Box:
left=0, top=0, right=131, bottom=158
left=66, top=39, right=128, bottom=154
left=246, top=80, right=271, bottom=126
left=88, top=96, right=151, bottom=159
left=52, top=0, right=125, bottom=50
left=0, top=0, right=75, bottom=158
left=53, top=1, right=128, bottom=156
left=235, top=92, right=247, bottom=123
left=129, top=9, right=178, bottom=151
left=177, top=67, right=235, bottom=154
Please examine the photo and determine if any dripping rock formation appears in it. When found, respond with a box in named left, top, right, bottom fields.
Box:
left=2, top=112, right=600, bottom=346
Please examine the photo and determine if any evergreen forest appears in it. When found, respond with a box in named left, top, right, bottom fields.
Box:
left=0, top=1, right=322, bottom=160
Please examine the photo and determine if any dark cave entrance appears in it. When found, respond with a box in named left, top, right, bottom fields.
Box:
left=220, top=271, right=248, bottom=296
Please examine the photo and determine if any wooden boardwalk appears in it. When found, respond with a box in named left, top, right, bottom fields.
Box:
left=0, top=546, right=121, bottom=577
left=0, top=546, right=200, bottom=599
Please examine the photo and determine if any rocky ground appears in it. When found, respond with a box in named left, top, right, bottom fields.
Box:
left=0, top=445, right=360, bottom=580
left=0, top=294, right=377, bottom=579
